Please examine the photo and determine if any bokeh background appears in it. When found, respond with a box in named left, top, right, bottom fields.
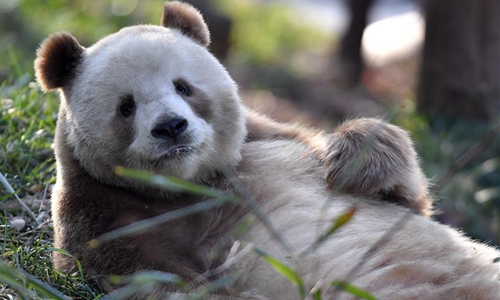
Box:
left=1, top=0, right=499, bottom=247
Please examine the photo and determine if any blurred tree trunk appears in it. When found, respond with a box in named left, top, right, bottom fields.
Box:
left=184, top=0, right=231, bottom=60
left=338, top=0, right=374, bottom=85
left=417, top=0, right=500, bottom=126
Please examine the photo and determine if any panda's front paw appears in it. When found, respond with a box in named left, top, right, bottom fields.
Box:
left=324, top=118, right=433, bottom=216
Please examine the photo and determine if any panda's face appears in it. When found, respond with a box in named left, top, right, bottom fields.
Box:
left=62, top=26, right=245, bottom=182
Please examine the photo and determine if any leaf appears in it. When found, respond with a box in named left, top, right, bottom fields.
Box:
left=303, top=207, right=356, bottom=255
left=252, top=247, right=306, bottom=299
left=331, top=280, right=379, bottom=300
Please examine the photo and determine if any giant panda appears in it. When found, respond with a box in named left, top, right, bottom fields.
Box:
left=35, top=1, right=498, bottom=299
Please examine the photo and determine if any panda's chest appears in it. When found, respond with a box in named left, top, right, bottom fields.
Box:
left=237, top=140, right=326, bottom=206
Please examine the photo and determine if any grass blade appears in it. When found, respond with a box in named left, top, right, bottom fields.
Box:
left=91, top=168, right=242, bottom=245
left=103, top=271, right=185, bottom=300
left=253, top=247, right=306, bottom=299
left=194, top=274, right=238, bottom=299
left=91, top=198, right=232, bottom=246
left=311, top=288, right=322, bottom=300
left=302, top=207, right=356, bottom=256
left=115, top=167, right=238, bottom=201
left=0, top=260, right=70, bottom=300
left=331, top=280, right=379, bottom=300
left=49, top=247, right=86, bottom=280
left=222, top=167, right=293, bottom=253
left=0, top=172, right=41, bottom=225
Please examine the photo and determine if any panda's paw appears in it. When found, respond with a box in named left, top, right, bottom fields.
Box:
left=324, top=118, right=433, bottom=216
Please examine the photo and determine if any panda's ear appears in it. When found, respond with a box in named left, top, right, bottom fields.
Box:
left=34, top=32, right=85, bottom=92
left=160, top=1, right=210, bottom=47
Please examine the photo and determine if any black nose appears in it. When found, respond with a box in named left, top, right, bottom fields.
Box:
left=151, top=118, right=188, bottom=139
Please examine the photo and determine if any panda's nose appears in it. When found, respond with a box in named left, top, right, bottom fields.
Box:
left=151, top=118, right=188, bottom=139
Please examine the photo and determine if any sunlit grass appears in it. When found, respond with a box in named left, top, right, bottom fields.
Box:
left=0, top=72, right=57, bottom=196
left=0, top=58, right=103, bottom=297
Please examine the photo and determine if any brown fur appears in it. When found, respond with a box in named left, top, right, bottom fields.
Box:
left=34, top=32, right=84, bottom=91
left=179, top=80, right=214, bottom=122
left=325, top=118, right=433, bottom=216
left=161, top=1, right=210, bottom=46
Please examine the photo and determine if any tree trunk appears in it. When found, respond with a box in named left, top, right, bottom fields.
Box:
left=338, top=0, right=374, bottom=85
left=184, top=0, right=231, bottom=60
left=417, top=0, right=500, bottom=126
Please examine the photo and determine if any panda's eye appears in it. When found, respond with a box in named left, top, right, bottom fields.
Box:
left=174, top=81, right=190, bottom=96
left=119, top=95, right=135, bottom=117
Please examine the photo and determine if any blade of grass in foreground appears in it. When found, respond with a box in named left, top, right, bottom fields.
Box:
left=312, top=290, right=322, bottom=300
left=253, top=247, right=306, bottom=299
left=302, top=207, right=356, bottom=256
left=49, top=248, right=86, bottom=280
left=115, top=167, right=239, bottom=201
left=193, top=274, right=238, bottom=299
left=103, top=271, right=185, bottom=300
left=90, top=198, right=233, bottom=246
left=0, top=172, right=40, bottom=225
left=90, top=168, right=243, bottom=245
left=331, top=280, right=379, bottom=300
left=222, top=167, right=293, bottom=253
left=0, top=260, right=70, bottom=300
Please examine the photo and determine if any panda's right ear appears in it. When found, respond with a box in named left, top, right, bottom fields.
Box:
left=161, top=1, right=210, bottom=47
left=35, top=32, right=85, bottom=92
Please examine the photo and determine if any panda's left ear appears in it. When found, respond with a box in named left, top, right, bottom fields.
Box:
left=160, top=1, right=210, bottom=47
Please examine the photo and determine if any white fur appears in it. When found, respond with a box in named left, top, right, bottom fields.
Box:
left=63, top=25, right=245, bottom=183
left=229, top=140, right=500, bottom=299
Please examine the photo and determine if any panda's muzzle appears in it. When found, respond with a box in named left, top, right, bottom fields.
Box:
left=151, top=118, right=188, bottom=140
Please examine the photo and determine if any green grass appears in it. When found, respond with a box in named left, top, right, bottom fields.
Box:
left=391, top=104, right=500, bottom=244
left=0, top=60, right=104, bottom=298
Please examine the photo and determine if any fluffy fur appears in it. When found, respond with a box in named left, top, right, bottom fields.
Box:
left=161, top=1, right=210, bottom=46
left=34, top=32, right=84, bottom=90
left=35, top=1, right=499, bottom=299
left=325, top=118, right=432, bottom=216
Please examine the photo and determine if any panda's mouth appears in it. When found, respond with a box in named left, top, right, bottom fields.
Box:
left=161, top=145, right=195, bottom=158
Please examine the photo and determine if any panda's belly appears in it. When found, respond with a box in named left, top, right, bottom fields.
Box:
left=237, top=140, right=327, bottom=204
left=231, top=141, right=346, bottom=296
left=236, top=139, right=349, bottom=240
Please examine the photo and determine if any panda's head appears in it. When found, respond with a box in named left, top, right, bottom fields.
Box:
left=35, top=2, right=246, bottom=184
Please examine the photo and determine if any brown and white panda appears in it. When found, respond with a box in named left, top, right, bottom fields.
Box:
left=35, top=1, right=499, bottom=299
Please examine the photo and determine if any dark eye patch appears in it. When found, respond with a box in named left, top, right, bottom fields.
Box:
left=119, top=94, right=135, bottom=117
left=174, top=80, right=191, bottom=96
